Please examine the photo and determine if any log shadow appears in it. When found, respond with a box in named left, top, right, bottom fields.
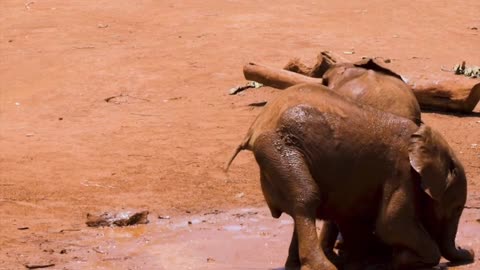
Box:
left=421, top=108, right=480, bottom=118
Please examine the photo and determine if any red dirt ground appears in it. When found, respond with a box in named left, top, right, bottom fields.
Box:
left=1, top=1, right=479, bottom=269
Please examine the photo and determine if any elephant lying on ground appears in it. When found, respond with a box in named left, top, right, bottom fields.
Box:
left=322, top=58, right=421, bottom=125
left=226, top=84, right=473, bottom=270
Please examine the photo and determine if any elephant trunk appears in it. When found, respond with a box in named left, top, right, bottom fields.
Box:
left=439, top=216, right=475, bottom=263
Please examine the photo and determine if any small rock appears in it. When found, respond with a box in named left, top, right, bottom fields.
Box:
left=58, top=117, right=63, bottom=121
left=384, top=59, right=391, bottom=63
left=25, top=133, right=34, bottom=137
left=97, top=23, right=109, bottom=29
left=235, top=192, right=245, bottom=199
left=207, top=257, right=215, bottom=263
left=187, top=221, right=192, bottom=225
left=112, top=211, right=149, bottom=226
left=470, top=26, right=478, bottom=31
left=158, top=215, right=170, bottom=220
left=17, top=227, right=29, bottom=230
left=343, top=51, right=355, bottom=55
left=86, top=211, right=149, bottom=227
left=60, top=249, right=67, bottom=254
left=86, top=213, right=111, bottom=227
left=8, top=39, right=13, bottom=43
left=15, top=102, right=20, bottom=106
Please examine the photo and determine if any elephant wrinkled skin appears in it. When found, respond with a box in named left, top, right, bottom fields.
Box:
left=226, top=84, right=473, bottom=270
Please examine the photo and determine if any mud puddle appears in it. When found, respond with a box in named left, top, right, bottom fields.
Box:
left=63, top=208, right=293, bottom=270
left=32, top=207, right=480, bottom=270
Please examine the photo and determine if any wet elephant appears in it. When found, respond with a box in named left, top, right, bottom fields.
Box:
left=320, top=58, right=422, bottom=267
left=322, top=58, right=421, bottom=125
left=225, top=84, right=473, bottom=270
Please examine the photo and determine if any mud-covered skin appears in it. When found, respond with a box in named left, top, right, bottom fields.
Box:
left=320, top=59, right=422, bottom=266
left=227, top=84, right=473, bottom=270
left=322, top=59, right=421, bottom=125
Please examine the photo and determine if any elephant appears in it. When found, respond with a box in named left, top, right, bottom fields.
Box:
left=225, top=83, right=473, bottom=270
left=322, top=58, right=421, bottom=125
left=319, top=58, right=423, bottom=266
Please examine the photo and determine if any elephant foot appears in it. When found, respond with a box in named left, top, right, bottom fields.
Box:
left=285, top=256, right=301, bottom=270
left=444, top=246, right=475, bottom=264
left=324, top=249, right=345, bottom=268
left=285, top=257, right=336, bottom=270
left=299, top=262, right=336, bottom=270
left=305, top=257, right=337, bottom=270
left=392, top=248, right=440, bottom=270
left=284, top=265, right=300, bottom=270
left=285, top=256, right=336, bottom=270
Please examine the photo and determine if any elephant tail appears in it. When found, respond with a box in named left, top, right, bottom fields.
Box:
left=224, top=132, right=253, bottom=172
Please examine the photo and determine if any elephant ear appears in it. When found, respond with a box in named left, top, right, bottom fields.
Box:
left=408, top=124, right=452, bottom=201
left=353, top=58, right=404, bottom=81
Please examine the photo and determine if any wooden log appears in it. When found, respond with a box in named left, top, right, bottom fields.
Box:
left=283, top=51, right=350, bottom=78
left=283, top=58, right=314, bottom=76
left=243, top=62, right=323, bottom=89
left=404, top=75, right=480, bottom=112
left=243, top=60, right=480, bottom=113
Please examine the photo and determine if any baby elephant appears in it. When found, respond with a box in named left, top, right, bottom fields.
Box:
left=321, top=58, right=421, bottom=125
left=226, top=84, right=473, bottom=270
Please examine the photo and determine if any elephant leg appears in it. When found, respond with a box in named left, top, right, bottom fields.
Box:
left=294, top=214, right=335, bottom=270
left=285, top=227, right=300, bottom=269
left=320, top=221, right=344, bottom=267
left=376, top=188, right=441, bottom=269
left=253, top=137, right=335, bottom=270
left=337, top=221, right=379, bottom=270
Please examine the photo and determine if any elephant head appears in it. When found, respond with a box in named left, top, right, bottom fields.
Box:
left=322, top=58, right=404, bottom=90
left=408, top=124, right=474, bottom=263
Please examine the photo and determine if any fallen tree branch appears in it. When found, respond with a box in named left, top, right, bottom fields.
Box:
left=284, top=51, right=349, bottom=78
left=25, top=264, right=55, bottom=269
left=243, top=62, right=323, bottom=89
left=403, top=75, right=480, bottom=112
left=245, top=58, right=480, bottom=113
left=248, top=101, right=268, bottom=107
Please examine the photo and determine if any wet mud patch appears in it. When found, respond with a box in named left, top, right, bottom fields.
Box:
left=41, top=207, right=479, bottom=269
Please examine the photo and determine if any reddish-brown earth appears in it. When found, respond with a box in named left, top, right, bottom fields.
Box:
left=0, top=1, right=479, bottom=269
